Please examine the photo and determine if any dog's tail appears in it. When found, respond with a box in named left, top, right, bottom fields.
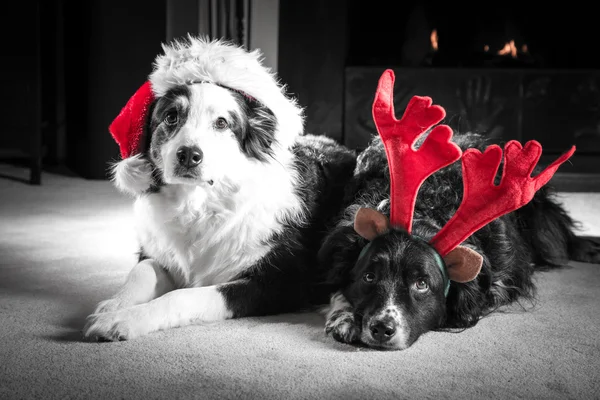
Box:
left=515, top=186, right=600, bottom=268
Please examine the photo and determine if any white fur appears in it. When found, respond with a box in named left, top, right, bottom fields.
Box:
left=131, top=83, right=305, bottom=287
left=361, top=295, right=411, bottom=350
left=324, top=290, right=412, bottom=350
left=159, top=84, right=283, bottom=188
left=323, top=291, right=352, bottom=320
left=84, top=53, right=307, bottom=340
left=134, top=149, right=304, bottom=288
left=111, top=154, right=154, bottom=196
left=92, top=259, right=175, bottom=314
left=84, top=286, right=232, bottom=340
left=323, top=291, right=360, bottom=344
left=149, top=35, right=304, bottom=151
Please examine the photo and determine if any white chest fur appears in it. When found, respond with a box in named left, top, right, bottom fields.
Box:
left=132, top=157, right=305, bottom=288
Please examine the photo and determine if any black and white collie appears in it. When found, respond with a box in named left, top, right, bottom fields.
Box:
left=83, top=37, right=355, bottom=341
left=318, top=130, right=600, bottom=351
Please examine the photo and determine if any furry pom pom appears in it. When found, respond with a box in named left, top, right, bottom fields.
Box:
left=110, top=155, right=154, bottom=196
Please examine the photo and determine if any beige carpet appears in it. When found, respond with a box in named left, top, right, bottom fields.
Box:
left=1, top=163, right=599, bottom=400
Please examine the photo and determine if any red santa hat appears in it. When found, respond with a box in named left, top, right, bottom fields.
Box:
left=109, top=36, right=304, bottom=159
left=109, top=81, right=155, bottom=159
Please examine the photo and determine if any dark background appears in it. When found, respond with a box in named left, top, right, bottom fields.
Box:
left=2, top=0, right=599, bottom=189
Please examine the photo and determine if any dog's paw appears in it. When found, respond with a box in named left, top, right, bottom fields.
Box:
left=325, top=310, right=360, bottom=344
left=92, top=298, right=126, bottom=314
left=83, top=309, right=149, bottom=342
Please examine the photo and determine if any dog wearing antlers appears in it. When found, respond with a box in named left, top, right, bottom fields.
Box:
left=318, top=69, right=600, bottom=351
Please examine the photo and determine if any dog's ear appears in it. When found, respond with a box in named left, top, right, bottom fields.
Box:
left=443, top=246, right=483, bottom=283
left=354, top=207, right=390, bottom=241
left=240, top=96, right=278, bottom=161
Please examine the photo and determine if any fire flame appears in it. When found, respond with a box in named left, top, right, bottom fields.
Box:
left=498, top=40, right=518, bottom=58
left=430, top=29, right=438, bottom=51
left=483, top=40, right=529, bottom=57
left=432, top=30, right=528, bottom=58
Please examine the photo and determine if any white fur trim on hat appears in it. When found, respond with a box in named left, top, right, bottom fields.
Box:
left=149, top=35, right=305, bottom=150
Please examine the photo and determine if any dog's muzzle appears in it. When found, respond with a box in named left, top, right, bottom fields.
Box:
left=367, top=316, right=398, bottom=343
left=176, top=145, right=203, bottom=169
left=173, top=145, right=213, bottom=185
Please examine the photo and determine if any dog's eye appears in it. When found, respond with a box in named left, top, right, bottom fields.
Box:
left=215, top=117, right=229, bottom=130
left=164, top=111, right=178, bottom=126
left=363, top=272, right=376, bottom=283
left=414, top=279, right=429, bottom=292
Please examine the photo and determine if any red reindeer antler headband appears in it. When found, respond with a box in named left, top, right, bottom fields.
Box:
left=356, top=69, right=575, bottom=285
left=372, top=70, right=462, bottom=231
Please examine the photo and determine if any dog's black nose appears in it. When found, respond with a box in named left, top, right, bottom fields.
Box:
left=176, top=146, right=203, bottom=168
left=369, top=318, right=397, bottom=342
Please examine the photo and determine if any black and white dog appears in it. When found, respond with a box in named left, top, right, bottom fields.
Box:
left=83, top=37, right=355, bottom=341
left=318, top=80, right=600, bottom=351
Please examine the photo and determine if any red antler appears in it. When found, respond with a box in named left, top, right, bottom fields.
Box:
left=430, top=140, right=576, bottom=256
left=373, top=69, right=462, bottom=232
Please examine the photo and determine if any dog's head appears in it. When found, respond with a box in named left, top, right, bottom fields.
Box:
left=147, top=82, right=277, bottom=188
left=109, top=36, right=304, bottom=195
left=344, top=230, right=447, bottom=351
left=340, top=207, right=483, bottom=351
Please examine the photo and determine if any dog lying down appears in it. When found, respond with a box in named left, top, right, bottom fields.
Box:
left=317, top=70, right=600, bottom=351
left=83, top=36, right=356, bottom=341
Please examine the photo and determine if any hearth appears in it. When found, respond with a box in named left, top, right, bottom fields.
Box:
left=341, top=1, right=600, bottom=190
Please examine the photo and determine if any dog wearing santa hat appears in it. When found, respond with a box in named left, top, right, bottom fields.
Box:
left=83, top=36, right=356, bottom=341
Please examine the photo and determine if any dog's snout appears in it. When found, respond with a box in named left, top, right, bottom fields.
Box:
left=369, top=318, right=397, bottom=342
left=176, top=146, right=203, bottom=168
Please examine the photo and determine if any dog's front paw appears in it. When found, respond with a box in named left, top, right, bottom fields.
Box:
left=92, top=298, right=125, bottom=314
left=325, top=310, right=360, bottom=344
left=83, top=308, right=149, bottom=342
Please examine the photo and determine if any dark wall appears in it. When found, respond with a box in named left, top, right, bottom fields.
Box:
left=166, top=0, right=199, bottom=42
left=277, top=0, right=348, bottom=143
left=64, top=0, right=166, bottom=179
left=0, top=2, right=42, bottom=154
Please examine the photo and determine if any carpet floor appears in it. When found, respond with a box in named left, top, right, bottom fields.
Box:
left=1, top=163, right=599, bottom=400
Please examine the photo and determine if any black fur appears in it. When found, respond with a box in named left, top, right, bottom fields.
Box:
left=139, top=83, right=280, bottom=192
left=135, top=81, right=358, bottom=318
left=317, top=132, right=600, bottom=350
left=228, top=91, right=278, bottom=162
left=134, top=84, right=194, bottom=194
left=219, top=135, right=357, bottom=316
left=136, top=132, right=357, bottom=317
left=149, top=84, right=192, bottom=152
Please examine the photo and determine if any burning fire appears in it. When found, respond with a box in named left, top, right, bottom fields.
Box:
left=431, top=29, right=528, bottom=59
left=430, top=29, right=438, bottom=51
left=497, top=40, right=518, bottom=58
left=483, top=40, right=529, bottom=58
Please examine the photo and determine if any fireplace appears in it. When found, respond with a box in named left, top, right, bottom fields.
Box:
left=277, top=1, right=600, bottom=190
left=345, top=1, right=600, bottom=70
left=341, top=1, right=600, bottom=189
